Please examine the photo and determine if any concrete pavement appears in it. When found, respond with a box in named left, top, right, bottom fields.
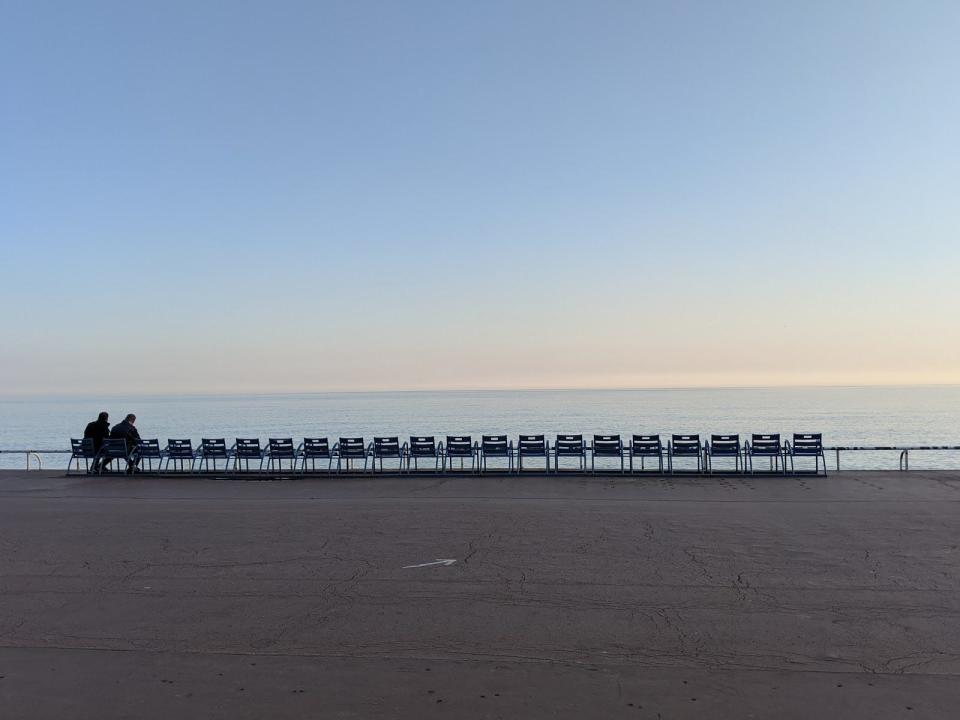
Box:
left=1, top=470, right=959, bottom=718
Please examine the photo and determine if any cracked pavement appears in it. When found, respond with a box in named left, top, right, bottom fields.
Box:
left=1, top=470, right=959, bottom=718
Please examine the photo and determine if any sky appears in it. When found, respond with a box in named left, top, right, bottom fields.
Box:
left=2, top=1, right=959, bottom=395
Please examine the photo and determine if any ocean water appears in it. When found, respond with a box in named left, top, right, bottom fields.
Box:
left=1, top=386, right=959, bottom=470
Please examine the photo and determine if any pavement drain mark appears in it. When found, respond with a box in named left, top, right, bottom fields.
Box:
left=402, top=558, right=457, bottom=569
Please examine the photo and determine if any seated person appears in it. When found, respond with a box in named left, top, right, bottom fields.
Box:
left=84, top=411, right=110, bottom=472
left=110, top=414, right=142, bottom=474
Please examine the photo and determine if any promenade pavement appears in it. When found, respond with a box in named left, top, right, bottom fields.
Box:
left=1, top=469, right=958, bottom=718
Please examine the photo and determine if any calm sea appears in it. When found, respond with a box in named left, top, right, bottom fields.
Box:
left=1, top=386, right=959, bottom=470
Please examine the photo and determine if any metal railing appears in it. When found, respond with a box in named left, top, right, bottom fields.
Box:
left=826, top=445, right=960, bottom=472
left=0, top=449, right=67, bottom=470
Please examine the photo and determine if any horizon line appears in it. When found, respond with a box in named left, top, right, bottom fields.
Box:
left=2, top=381, right=959, bottom=401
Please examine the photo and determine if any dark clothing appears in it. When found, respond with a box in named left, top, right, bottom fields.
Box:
left=110, top=420, right=141, bottom=447
left=83, top=419, right=111, bottom=452
left=110, top=420, right=142, bottom=473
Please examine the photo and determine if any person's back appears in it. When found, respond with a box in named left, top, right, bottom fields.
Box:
left=110, top=415, right=141, bottom=444
left=84, top=411, right=111, bottom=472
left=83, top=412, right=110, bottom=452
left=110, top=414, right=142, bottom=473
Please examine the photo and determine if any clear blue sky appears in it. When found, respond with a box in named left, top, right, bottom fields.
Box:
left=2, top=1, right=959, bottom=394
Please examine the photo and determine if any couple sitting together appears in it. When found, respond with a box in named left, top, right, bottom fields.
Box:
left=83, top=412, right=142, bottom=474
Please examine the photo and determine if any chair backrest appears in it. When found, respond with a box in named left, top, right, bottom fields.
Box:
left=71, top=438, right=96, bottom=458
left=592, top=434, right=622, bottom=456
left=518, top=434, right=546, bottom=455
left=555, top=434, right=584, bottom=456
left=750, top=433, right=781, bottom=453
left=671, top=434, right=701, bottom=454
left=201, top=438, right=228, bottom=458
left=269, top=438, right=295, bottom=458
left=409, top=436, right=437, bottom=456
left=101, top=438, right=130, bottom=459
left=137, top=439, right=162, bottom=458
left=445, top=435, right=473, bottom=457
left=235, top=438, right=262, bottom=459
left=792, top=433, right=823, bottom=453
left=710, top=434, right=740, bottom=455
left=631, top=434, right=662, bottom=454
left=338, top=437, right=366, bottom=458
left=374, top=436, right=401, bottom=457
left=166, top=439, right=194, bottom=458
left=481, top=435, right=509, bottom=455
left=302, top=437, right=331, bottom=457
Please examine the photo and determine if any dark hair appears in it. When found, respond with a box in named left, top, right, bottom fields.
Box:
left=98, top=411, right=109, bottom=421
left=126, top=413, right=136, bottom=422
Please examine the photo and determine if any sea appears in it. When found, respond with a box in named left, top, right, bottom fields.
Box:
left=1, top=385, right=959, bottom=470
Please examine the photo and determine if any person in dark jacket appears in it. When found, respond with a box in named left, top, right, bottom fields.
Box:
left=84, top=412, right=110, bottom=450
left=110, top=414, right=142, bottom=474
left=84, top=412, right=111, bottom=472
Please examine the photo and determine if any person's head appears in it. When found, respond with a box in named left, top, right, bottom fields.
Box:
left=125, top=413, right=136, bottom=425
left=98, top=411, right=109, bottom=422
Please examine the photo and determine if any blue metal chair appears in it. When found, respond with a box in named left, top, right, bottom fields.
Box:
left=480, top=435, right=513, bottom=473
left=195, top=438, right=230, bottom=472
left=705, top=434, right=743, bottom=474
left=297, top=438, right=332, bottom=474
left=517, top=435, right=548, bottom=472
left=136, top=439, right=163, bottom=473
left=161, top=439, right=195, bottom=473
left=591, top=434, right=624, bottom=473
left=264, top=438, right=296, bottom=474
left=786, top=433, right=827, bottom=476
left=406, top=436, right=440, bottom=473
left=336, top=437, right=368, bottom=473
left=443, top=436, right=476, bottom=472
left=68, top=438, right=96, bottom=475
left=668, top=434, right=702, bottom=474
left=745, top=434, right=784, bottom=474
left=629, top=434, right=663, bottom=473
left=553, top=434, right=586, bottom=473
left=95, top=438, right=130, bottom=475
left=230, top=438, right=264, bottom=473
left=372, top=436, right=402, bottom=473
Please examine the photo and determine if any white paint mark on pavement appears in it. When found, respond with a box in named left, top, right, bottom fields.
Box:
left=402, top=558, right=457, bottom=569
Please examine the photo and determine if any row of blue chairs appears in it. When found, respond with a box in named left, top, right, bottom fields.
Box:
left=69, top=433, right=826, bottom=475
